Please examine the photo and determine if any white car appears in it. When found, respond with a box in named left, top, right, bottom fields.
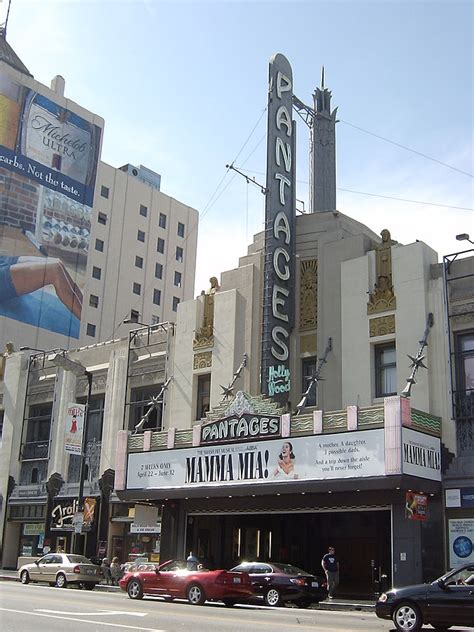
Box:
left=18, top=552, right=103, bottom=589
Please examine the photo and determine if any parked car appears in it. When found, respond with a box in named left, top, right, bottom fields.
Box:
left=18, top=553, right=103, bottom=589
left=230, top=561, right=327, bottom=607
left=375, top=562, right=474, bottom=631
left=119, top=558, right=253, bottom=605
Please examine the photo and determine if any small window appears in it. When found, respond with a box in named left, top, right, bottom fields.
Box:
left=86, top=323, right=96, bottom=337
left=98, top=211, right=107, bottom=225
left=135, top=255, right=143, bottom=269
left=159, top=213, right=167, bottom=229
left=157, top=237, right=165, bottom=254
left=196, top=374, right=211, bottom=420
left=133, top=282, right=141, bottom=295
left=176, top=246, right=183, bottom=262
left=174, top=271, right=182, bottom=287
left=153, top=289, right=161, bottom=305
left=177, top=222, right=185, bottom=238
left=95, top=238, right=104, bottom=252
left=130, top=309, right=140, bottom=323
left=139, top=204, right=148, bottom=217
left=100, top=185, right=109, bottom=199
left=137, top=229, right=145, bottom=243
left=375, top=343, right=397, bottom=397
left=89, top=294, right=99, bottom=308
left=92, top=266, right=101, bottom=280
left=172, top=296, right=180, bottom=311
left=155, top=262, right=163, bottom=279
left=151, top=314, right=160, bottom=325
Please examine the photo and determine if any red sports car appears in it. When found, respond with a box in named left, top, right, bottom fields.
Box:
left=119, top=559, right=253, bottom=606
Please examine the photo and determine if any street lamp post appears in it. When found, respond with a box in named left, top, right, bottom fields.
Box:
left=49, top=353, right=92, bottom=555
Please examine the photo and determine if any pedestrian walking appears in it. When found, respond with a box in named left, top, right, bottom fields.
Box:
left=321, top=546, right=339, bottom=599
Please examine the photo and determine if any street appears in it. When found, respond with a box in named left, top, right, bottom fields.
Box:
left=1, top=582, right=474, bottom=632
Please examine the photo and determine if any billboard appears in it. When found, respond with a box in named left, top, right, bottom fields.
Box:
left=0, top=70, right=102, bottom=338
left=127, top=428, right=385, bottom=490
left=261, top=53, right=296, bottom=405
left=449, top=518, right=474, bottom=567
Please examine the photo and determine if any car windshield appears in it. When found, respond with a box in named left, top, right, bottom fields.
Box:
left=272, top=563, right=312, bottom=576
left=65, top=555, right=93, bottom=564
left=159, top=560, right=187, bottom=572
left=443, top=566, right=474, bottom=586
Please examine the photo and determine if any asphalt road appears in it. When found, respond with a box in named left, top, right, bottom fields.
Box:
left=0, top=581, right=390, bottom=632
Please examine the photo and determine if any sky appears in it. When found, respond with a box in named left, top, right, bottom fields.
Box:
left=5, top=0, right=473, bottom=296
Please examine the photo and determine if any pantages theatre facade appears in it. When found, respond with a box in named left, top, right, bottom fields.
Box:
left=114, top=53, right=452, bottom=598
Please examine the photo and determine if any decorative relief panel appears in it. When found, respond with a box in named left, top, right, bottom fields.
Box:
left=194, top=352, right=212, bottom=370
left=369, top=315, right=395, bottom=337
left=367, top=229, right=397, bottom=314
left=300, top=259, right=317, bottom=330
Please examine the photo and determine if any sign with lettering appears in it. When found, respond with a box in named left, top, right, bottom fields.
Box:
left=449, top=518, right=474, bottom=567
left=64, top=403, right=85, bottom=454
left=402, top=428, right=441, bottom=481
left=127, top=428, right=385, bottom=490
left=50, top=497, right=97, bottom=531
left=261, top=53, right=296, bottom=404
left=201, top=413, right=281, bottom=444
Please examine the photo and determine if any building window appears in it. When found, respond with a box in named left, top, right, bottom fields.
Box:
left=302, top=357, right=318, bottom=407
left=176, top=246, right=183, bottom=262
left=172, top=296, right=180, bottom=311
left=129, top=387, right=163, bottom=432
left=153, top=289, right=161, bottom=305
left=159, top=213, right=167, bottom=229
left=86, top=323, right=96, bottom=337
left=174, top=271, right=182, bottom=287
left=137, top=229, right=145, bottom=242
left=151, top=314, right=160, bottom=325
left=130, top=309, right=140, bottom=323
left=95, top=238, right=104, bottom=252
left=139, top=204, right=148, bottom=217
left=100, top=185, right=109, bottom=199
left=375, top=343, right=396, bottom=397
left=133, top=282, right=141, bottom=295
left=177, top=222, right=185, bottom=238
left=89, top=294, right=99, bottom=308
left=155, top=262, right=163, bottom=279
left=135, top=255, right=143, bottom=269
left=454, top=331, right=474, bottom=422
left=157, top=237, right=165, bottom=254
left=92, top=266, right=101, bottom=280
left=98, top=211, right=107, bottom=225
left=196, top=374, right=211, bottom=420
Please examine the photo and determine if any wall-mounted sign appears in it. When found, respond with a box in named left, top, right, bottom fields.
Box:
left=64, top=403, right=85, bottom=454
left=449, top=518, right=474, bottom=567
left=24, top=523, right=45, bottom=536
left=261, top=53, right=296, bottom=405
left=127, top=428, right=385, bottom=490
left=401, top=427, right=441, bottom=481
left=201, top=413, right=281, bottom=444
left=405, top=491, right=427, bottom=521
left=50, top=497, right=97, bottom=531
left=130, top=523, right=161, bottom=534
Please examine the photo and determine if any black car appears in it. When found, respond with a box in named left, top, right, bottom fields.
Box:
left=230, top=561, right=327, bottom=607
left=375, top=562, right=474, bottom=631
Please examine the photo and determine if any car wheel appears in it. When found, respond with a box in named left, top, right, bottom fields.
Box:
left=264, top=587, right=282, bottom=607
left=393, top=602, right=422, bottom=632
left=127, top=579, right=144, bottom=600
left=55, top=573, right=67, bottom=588
left=20, top=570, right=30, bottom=585
left=187, top=583, right=206, bottom=605
left=223, top=599, right=237, bottom=607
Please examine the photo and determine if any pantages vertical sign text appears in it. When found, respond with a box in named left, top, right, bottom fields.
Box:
left=261, top=53, right=296, bottom=405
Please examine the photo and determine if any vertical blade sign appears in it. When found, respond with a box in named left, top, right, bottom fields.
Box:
left=261, top=54, right=296, bottom=405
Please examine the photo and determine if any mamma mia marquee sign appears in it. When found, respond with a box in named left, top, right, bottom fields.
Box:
left=261, top=53, right=296, bottom=405
left=127, top=429, right=386, bottom=490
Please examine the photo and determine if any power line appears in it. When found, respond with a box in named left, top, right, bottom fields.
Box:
left=339, top=119, right=473, bottom=178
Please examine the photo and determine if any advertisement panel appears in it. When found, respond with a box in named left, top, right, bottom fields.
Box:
left=0, top=70, right=102, bottom=337
left=449, top=518, right=474, bottom=568
left=261, top=53, right=296, bottom=405
left=401, top=427, right=441, bottom=481
left=405, top=491, right=427, bottom=521
left=64, top=402, right=85, bottom=454
left=127, top=428, right=385, bottom=490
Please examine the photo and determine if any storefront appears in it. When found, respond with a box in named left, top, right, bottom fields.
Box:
left=109, top=502, right=162, bottom=564
left=116, top=396, right=444, bottom=597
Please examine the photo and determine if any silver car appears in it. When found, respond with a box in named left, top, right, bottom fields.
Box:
left=18, top=553, right=103, bottom=589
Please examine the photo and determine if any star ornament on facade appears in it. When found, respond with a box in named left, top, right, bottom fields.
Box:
left=220, top=384, right=234, bottom=400
left=407, top=353, right=427, bottom=370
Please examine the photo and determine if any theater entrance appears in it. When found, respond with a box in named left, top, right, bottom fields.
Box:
left=186, top=508, right=391, bottom=598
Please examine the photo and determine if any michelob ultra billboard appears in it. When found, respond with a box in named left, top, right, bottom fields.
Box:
left=0, top=68, right=102, bottom=338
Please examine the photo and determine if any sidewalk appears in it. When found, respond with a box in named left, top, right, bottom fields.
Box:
left=0, top=569, right=375, bottom=611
